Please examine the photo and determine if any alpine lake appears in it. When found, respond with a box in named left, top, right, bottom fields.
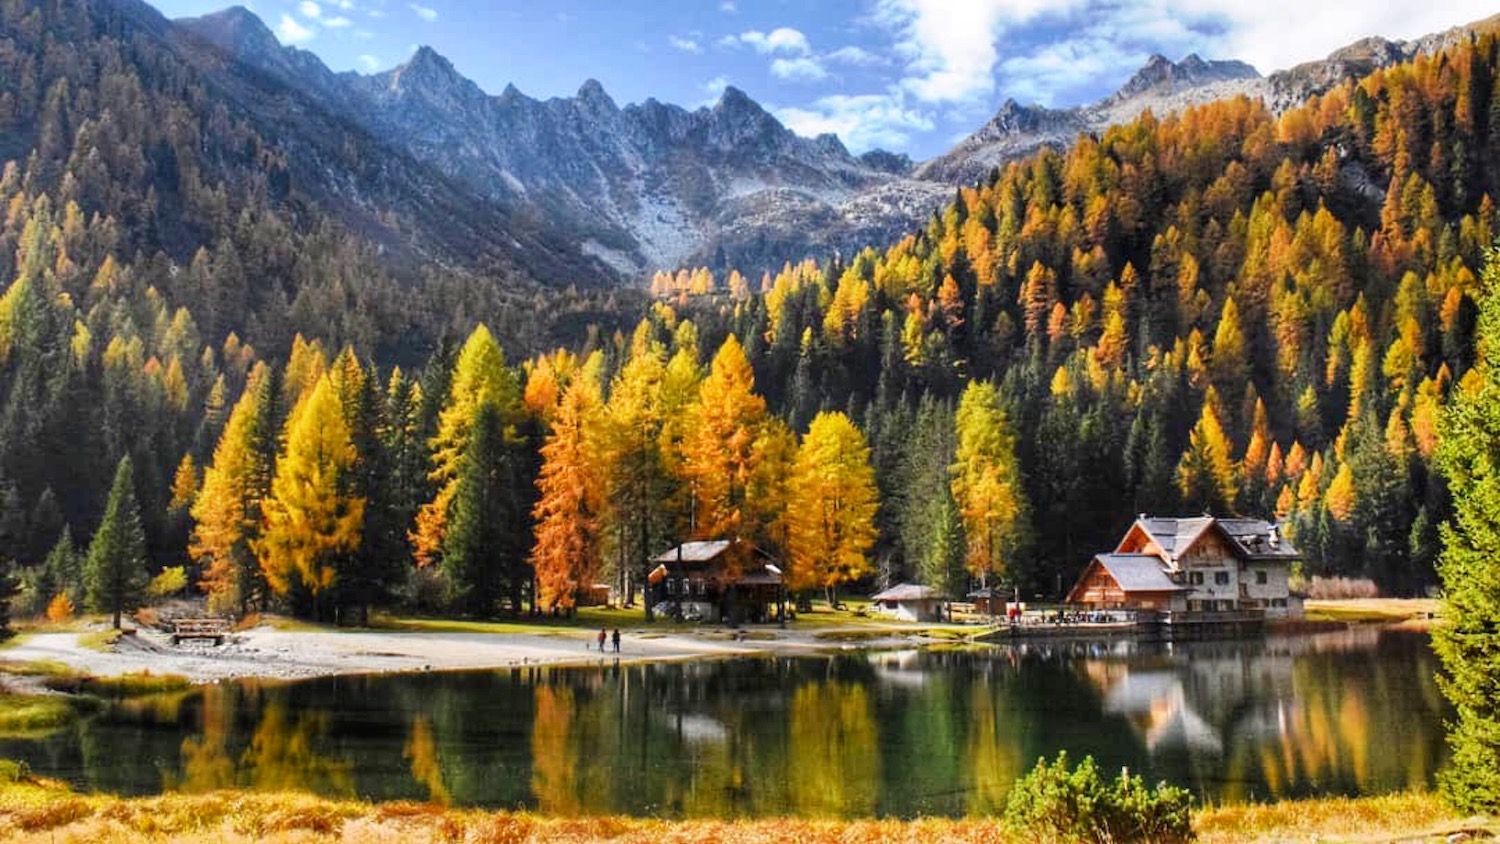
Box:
left=0, top=626, right=1446, bottom=819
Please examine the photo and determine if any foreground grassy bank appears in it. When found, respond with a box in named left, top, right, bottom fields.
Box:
left=0, top=770, right=1490, bottom=843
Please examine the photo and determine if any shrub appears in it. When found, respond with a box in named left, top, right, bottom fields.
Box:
left=1003, top=752, right=1194, bottom=843
left=147, top=566, right=188, bottom=600
left=45, top=592, right=74, bottom=623
left=1304, top=576, right=1379, bottom=600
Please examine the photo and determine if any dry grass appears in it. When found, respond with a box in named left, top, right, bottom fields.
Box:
left=1195, top=791, right=1495, bottom=842
left=1303, top=598, right=1441, bottom=624
left=2, top=772, right=1493, bottom=843
left=0, top=695, right=84, bottom=736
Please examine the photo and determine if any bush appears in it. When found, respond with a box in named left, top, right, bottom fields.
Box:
left=45, top=592, right=74, bottom=623
left=1003, top=753, right=1194, bottom=843
left=147, top=566, right=188, bottom=600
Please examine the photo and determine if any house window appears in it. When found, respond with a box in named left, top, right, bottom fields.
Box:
left=1256, top=570, right=1268, bottom=585
left=666, top=579, right=679, bottom=596
left=1189, top=572, right=1204, bottom=585
left=1271, top=598, right=1287, bottom=608
left=1214, top=571, right=1230, bottom=585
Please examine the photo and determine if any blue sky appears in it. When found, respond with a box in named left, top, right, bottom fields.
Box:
left=148, top=0, right=1496, bottom=160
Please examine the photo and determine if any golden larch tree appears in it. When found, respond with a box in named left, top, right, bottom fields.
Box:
left=951, top=381, right=1026, bottom=585
left=531, top=377, right=605, bottom=612
left=681, top=334, right=767, bottom=540
left=787, top=412, right=878, bottom=604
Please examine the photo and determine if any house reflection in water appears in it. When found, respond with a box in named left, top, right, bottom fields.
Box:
left=1076, top=629, right=1443, bottom=801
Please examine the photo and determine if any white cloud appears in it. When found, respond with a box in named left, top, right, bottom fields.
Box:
left=669, top=35, right=703, bottom=54
left=719, top=1, right=737, bottom=12
left=408, top=3, right=437, bottom=22
left=776, top=92, right=934, bottom=152
left=702, top=75, right=730, bottom=96
left=298, top=1, right=321, bottom=18
left=827, top=45, right=883, bottom=67
left=357, top=53, right=380, bottom=71
left=324, top=15, right=352, bottom=28
left=770, top=56, right=827, bottom=82
left=733, top=27, right=812, bottom=56
left=276, top=14, right=316, bottom=44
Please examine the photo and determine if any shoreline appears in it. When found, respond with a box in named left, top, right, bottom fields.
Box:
left=0, top=598, right=1437, bottom=687
left=0, top=621, right=960, bottom=685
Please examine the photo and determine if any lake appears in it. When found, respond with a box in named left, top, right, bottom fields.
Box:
left=0, top=627, right=1446, bottom=818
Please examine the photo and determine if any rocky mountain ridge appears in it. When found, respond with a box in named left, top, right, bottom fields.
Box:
left=120, top=4, right=1500, bottom=280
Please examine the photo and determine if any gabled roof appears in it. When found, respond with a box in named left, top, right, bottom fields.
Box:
left=872, top=583, right=941, bottom=602
left=1092, top=554, right=1189, bottom=593
left=649, top=540, right=734, bottom=563
left=1128, top=517, right=1215, bottom=563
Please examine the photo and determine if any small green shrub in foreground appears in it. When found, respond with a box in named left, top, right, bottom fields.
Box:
left=1003, top=752, right=1194, bottom=843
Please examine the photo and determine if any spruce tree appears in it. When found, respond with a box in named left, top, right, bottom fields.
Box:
left=0, top=557, right=15, bottom=640
left=442, top=401, right=512, bottom=617
left=84, top=457, right=149, bottom=629
left=1434, top=247, right=1500, bottom=813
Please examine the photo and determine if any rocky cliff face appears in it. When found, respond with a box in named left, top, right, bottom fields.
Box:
left=169, top=5, right=1498, bottom=283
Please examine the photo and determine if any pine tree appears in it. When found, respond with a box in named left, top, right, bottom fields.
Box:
left=787, top=412, right=878, bottom=606
left=414, top=325, right=521, bottom=567
left=898, top=396, right=965, bottom=597
left=1433, top=247, right=1500, bottom=813
left=951, top=381, right=1027, bottom=586
left=44, top=525, right=81, bottom=606
left=441, top=401, right=514, bottom=616
left=255, top=375, right=364, bottom=614
left=84, top=456, right=149, bottom=629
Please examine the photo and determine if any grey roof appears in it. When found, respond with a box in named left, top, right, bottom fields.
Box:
left=737, top=567, right=783, bottom=586
left=872, top=583, right=941, bottom=602
left=1093, top=554, right=1188, bottom=592
left=1216, top=518, right=1300, bottom=560
left=1131, top=517, right=1214, bottom=562
left=649, top=540, right=734, bottom=563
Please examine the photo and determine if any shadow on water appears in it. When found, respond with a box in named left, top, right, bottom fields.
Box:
left=0, top=627, right=1448, bottom=818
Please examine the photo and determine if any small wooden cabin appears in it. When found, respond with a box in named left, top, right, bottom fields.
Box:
left=646, top=540, right=784, bottom=623
left=1065, top=554, right=1189, bottom=611
left=871, top=583, right=944, bottom=622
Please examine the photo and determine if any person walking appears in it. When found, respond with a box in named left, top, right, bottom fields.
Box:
left=611, top=628, right=621, bottom=654
left=598, top=628, right=607, bottom=652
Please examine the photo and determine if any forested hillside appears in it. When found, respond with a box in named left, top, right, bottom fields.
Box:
left=1, top=9, right=1497, bottom=623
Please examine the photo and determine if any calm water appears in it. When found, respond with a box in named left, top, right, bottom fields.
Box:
left=0, top=628, right=1447, bottom=818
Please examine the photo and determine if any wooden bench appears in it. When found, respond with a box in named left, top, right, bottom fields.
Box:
left=171, top=617, right=231, bottom=646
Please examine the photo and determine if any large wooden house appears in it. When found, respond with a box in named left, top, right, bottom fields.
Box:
left=646, top=540, right=785, bottom=623
left=1066, top=516, right=1302, bottom=618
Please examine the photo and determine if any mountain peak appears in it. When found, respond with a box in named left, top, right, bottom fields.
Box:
left=1112, top=52, right=1259, bottom=102
left=387, top=45, right=484, bottom=103
left=177, top=5, right=282, bottom=59
left=576, top=78, right=617, bottom=111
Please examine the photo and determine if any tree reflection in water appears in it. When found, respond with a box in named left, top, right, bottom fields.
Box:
left=0, top=629, right=1447, bottom=817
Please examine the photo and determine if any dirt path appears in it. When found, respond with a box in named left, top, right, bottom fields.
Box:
left=0, top=625, right=833, bottom=683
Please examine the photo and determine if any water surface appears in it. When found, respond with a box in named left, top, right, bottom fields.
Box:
left=0, top=627, right=1446, bottom=817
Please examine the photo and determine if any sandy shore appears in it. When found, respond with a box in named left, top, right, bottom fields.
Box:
left=0, top=623, right=931, bottom=684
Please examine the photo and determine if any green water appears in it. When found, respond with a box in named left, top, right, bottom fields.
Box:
left=0, top=627, right=1446, bottom=818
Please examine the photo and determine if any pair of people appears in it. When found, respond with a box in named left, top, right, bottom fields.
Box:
left=597, top=628, right=620, bottom=653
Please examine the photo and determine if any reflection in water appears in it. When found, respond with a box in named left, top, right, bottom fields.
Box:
left=0, top=629, right=1448, bottom=818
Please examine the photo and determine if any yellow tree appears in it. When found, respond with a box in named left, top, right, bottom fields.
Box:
left=1177, top=386, right=1238, bottom=513
left=255, top=375, right=365, bottom=607
left=190, top=362, right=275, bottom=615
left=951, top=381, right=1026, bottom=586
left=413, top=325, right=521, bottom=566
left=681, top=335, right=767, bottom=540
left=787, top=412, right=878, bottom=605
left=531, top=378, right=605, bottom=613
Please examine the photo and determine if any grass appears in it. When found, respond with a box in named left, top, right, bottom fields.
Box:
left=1303, top=597, right=1441, bottom=624
left=0, top=773, right=1491, bottom=844
left=44, top=670, right=192, bottom=698
left=0, top=696, right=80, bottom=735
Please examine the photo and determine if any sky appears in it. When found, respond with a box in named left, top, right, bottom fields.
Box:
left=147, top=0, right=1497, bottom=160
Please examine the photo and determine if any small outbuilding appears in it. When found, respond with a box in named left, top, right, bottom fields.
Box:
left=871, top=583, right=945, bottom=622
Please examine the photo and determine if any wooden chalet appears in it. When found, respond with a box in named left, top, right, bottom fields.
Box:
left=871, top=583, right=945, bottom=622
left=1066, top=516, right=1302, bottom=618
left=646, top=539, right=784, bottom=623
